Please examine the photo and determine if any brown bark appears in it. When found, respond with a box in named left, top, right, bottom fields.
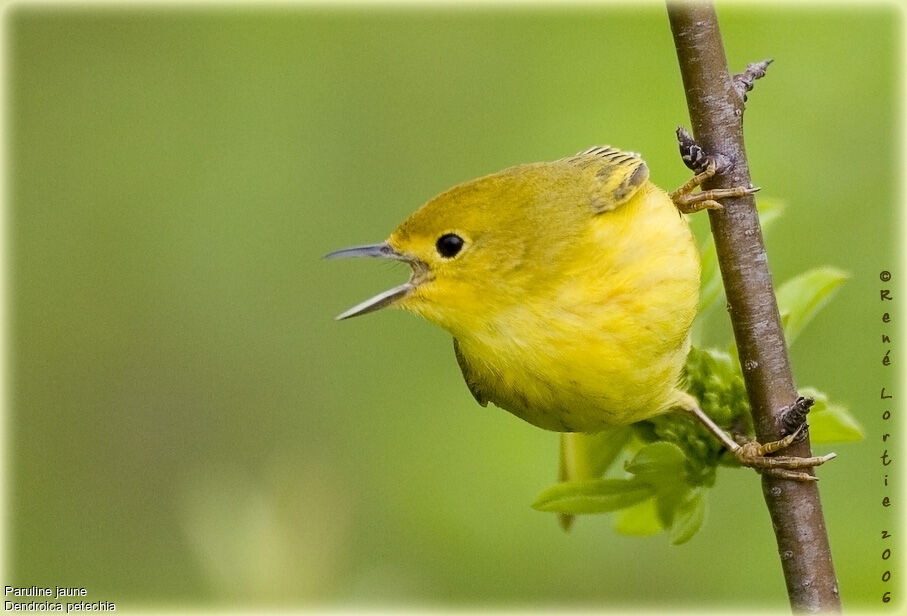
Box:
left=666, top=2, right=841, bottom=612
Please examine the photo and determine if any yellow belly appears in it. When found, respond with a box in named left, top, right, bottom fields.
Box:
left=456, top=183, right=700, bottom=432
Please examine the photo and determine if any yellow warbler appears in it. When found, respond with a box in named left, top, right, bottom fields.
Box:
left=329, top=146, right=834, bottom=480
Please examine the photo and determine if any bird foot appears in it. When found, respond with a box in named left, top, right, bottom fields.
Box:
left=733, top=425, right=837, bottom=481
left=669, top=127, right=759, bottom=214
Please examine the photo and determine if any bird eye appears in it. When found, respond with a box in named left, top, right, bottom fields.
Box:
left=435, top=233, right=464, bottom=258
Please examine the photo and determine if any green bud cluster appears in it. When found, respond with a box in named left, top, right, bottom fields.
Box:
left=634, top=347, right=753, bottom=486
left=683, top=346, right=751, bottom=428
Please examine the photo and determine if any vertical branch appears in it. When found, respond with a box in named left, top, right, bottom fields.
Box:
left=666, top=2, right=841, bottom=613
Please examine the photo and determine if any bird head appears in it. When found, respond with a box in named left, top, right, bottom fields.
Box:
left=326, top=161, right=591, bottom=336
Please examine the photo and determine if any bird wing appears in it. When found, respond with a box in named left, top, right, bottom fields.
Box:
left=453, top=338, right=489, bottom=407
left=566, top=145, right=651, bottom=214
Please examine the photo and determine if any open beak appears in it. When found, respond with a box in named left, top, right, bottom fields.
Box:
left=324, top=242, right=423, bottom=320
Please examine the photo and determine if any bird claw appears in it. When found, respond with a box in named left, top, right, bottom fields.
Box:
left=733, top=428, right=836, bottom=481
left=670, top=129, right=758, bottom=214
left=670, top=166, right=758, bottom=214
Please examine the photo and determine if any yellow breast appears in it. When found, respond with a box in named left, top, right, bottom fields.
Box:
left=455, top=182, right=700, bottom=432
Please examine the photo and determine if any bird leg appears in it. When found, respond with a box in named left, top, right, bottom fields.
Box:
left=669, top=127, right=760, bottom=214
left=676, top=392, right=836, bottom=482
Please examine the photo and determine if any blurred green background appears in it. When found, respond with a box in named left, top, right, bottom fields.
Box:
left=7, top=3, right=901, bottom=611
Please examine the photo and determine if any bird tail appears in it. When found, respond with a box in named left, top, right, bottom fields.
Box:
left=557, top=428, right=632, bottom=531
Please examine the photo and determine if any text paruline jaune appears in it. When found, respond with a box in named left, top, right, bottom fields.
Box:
left=4, top=586, right=115, bottom=612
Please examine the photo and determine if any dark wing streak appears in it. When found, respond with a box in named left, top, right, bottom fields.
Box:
left=453, top=338, right=489, bottom=407
left=565, top=145, right=650, bottom=214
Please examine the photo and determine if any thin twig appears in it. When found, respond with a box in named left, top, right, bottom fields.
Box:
left=666, top=3, right=841, bottom=613
left=734, top=58, right=773, bottom=101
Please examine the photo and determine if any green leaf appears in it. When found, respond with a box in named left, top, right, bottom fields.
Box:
left=614, top=498, right=663, bottom=536
left=625, top=443, right=694, bottom=527
left=655, top=484, right=690, bottom=528
left=776, top=267, right=849, bottom=346
left=800, top=387, right=864, bottom=443
left=532, top=479, right=656, bottom=514
left=625, top=441, right=688, bottom=483
left=670, top=489, right=706, bottom=545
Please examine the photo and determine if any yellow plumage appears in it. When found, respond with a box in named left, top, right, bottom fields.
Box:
left=329, top=145, right=837, bottom=485
left=334, top=147, right=700, bottom=432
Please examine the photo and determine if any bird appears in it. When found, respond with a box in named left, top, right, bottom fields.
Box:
left=327, top=145, right=834, bottom=481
